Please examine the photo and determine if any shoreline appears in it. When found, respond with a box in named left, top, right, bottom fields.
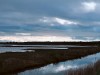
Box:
left=66, top=60, right=100, bottom=75
left=0, top=46, right=100, bottom=74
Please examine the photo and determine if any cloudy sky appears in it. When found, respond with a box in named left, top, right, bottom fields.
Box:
left=0, top=0, right=100, bottom=42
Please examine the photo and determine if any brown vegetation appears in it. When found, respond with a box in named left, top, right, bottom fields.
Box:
left=0, top=46, right=100, bottom=74
left=66, top=60, right=100, bottom=75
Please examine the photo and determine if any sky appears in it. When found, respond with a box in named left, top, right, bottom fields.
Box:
left=0, top=0, right=100, bottom=42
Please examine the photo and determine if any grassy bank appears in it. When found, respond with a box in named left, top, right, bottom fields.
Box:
left=0, top=46, right=100, bottom=74
left=66, top=60, right=100, bottom=75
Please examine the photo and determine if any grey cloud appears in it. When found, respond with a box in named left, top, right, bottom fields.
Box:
left=0, top=0, right=100, bottom=41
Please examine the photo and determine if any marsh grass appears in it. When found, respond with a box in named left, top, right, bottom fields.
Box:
left=66, top=60, right=100, bottom=75
left=0, top=46, right=100, bottom=74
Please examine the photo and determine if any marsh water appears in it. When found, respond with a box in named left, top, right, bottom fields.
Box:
left=0, top=44, right=68, bottom=53
left=0, top=44, right=90, bottom=53
left=17, top=52, right=100, bottom=75
left=0, top=44, right=99, bottom=75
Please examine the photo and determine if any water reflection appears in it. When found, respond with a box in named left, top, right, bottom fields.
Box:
left=0, top=46, right=37, bottom=53
left=0, top=44, right=92, bottom=53
left=0, top=44, right=99, bottom=75
left=18, top=53, right=100, bottom=75
left=1, top=44, right=91, bottom=47
left=0, top=44, right=67, bottom=53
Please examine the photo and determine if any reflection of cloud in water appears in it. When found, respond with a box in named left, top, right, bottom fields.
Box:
left=55, top=65, right=77, bottom=72
left=18, top=53, right=100, bottom=75
left=55, top=65, right=66, bottom=72
left=39, top=63, right=78, bottom=74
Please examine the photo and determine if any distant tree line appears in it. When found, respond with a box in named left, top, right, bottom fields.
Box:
left=0, top=41, right=99, bottom=46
